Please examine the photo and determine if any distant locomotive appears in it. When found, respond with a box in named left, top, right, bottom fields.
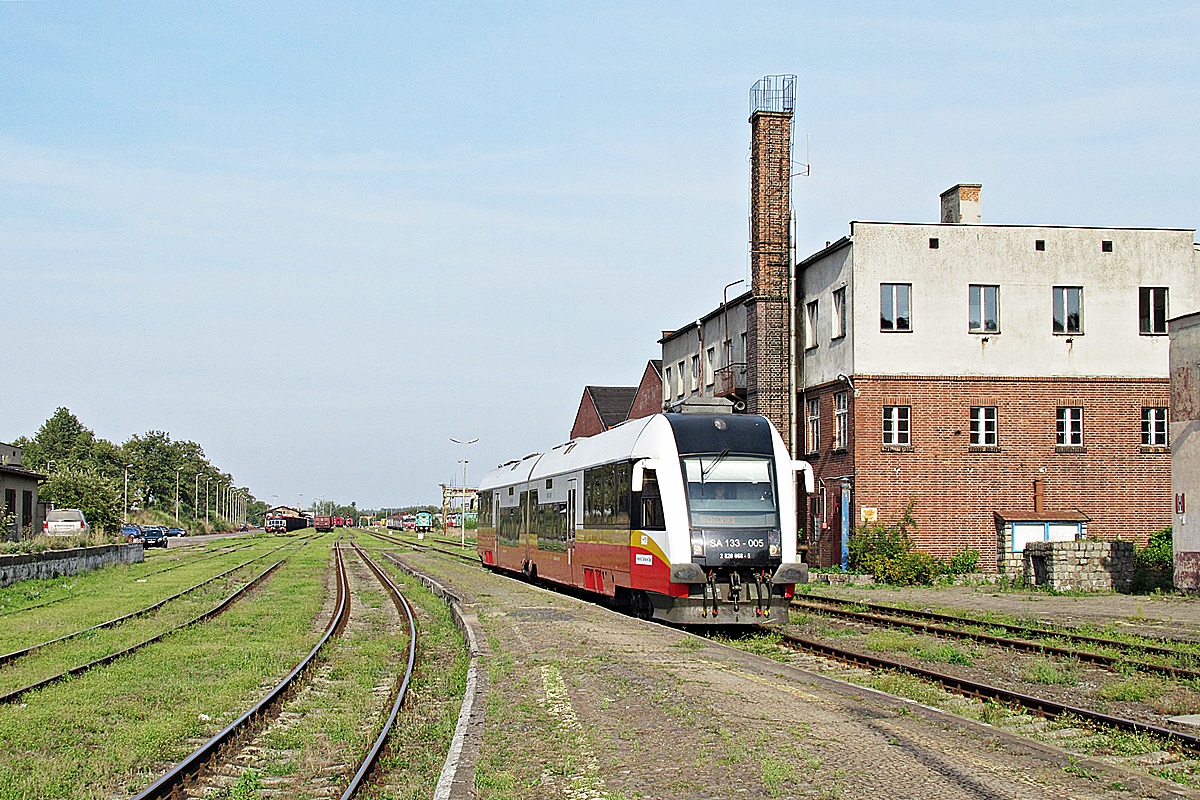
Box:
left=477, top=413, right=813, bottom=625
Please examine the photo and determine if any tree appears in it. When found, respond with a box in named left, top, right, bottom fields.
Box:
left=18, top=408, right=100, bottom=472
left=41, top=467, right=122, bottom=535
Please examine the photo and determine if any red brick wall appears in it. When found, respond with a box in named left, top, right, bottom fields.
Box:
left=803, top=376, right=1171, bottom=571
left=746, top=110, right=793, bottom=450
left=628, top=362, right=663, bottom=420
left=570, top=392, right=604, bottom=440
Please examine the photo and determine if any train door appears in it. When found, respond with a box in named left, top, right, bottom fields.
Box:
left=566, top=479, right=578, bottom=579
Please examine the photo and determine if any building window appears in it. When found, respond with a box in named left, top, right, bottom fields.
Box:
left=832, top=287, right=846, bottom=339
left=883, top=406, right=910, bottom=446
left=970, top=406, right=997, bottom=446
left=1035, top=239, right=1045, bottom=251
left=833, top=392, right=848, bottom=450
left=676, top=361, right=685, bottom=399
left=1052, top=286, right=1083, bottom=335
left=929, top=237, right=939, bottom=249
left=1142, top=407, right=1168, bottom=446
left=723, top=339, right=732, bottom=368
left=806, top=398, right=820, bottom=455
left=663, top=366, right=672, bottom=403
left=805, top=300, right=819, bottom=349
left=880, top=283, right=911, bottom=332
left=705, top=346, right=715, bottom=387
left=1056, top=407, right=1083, bottom=447
left=969, top=284, right=1000, bottom=333
left=690, top=354, right=700, bottom=394
left=1140, top=287, right=1168, bottom=335
left=1102, top=240, right=1113, bottom=253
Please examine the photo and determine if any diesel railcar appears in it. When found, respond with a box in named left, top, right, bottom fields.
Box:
left=477, top=413, right=814, bottom=625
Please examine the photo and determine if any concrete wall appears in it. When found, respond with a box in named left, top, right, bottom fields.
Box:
left=798, top=241, right=854, bottom=389
left=0, top=543, right=144, bottom=589
left=1171, top=310, right=1200, bottom=591
left=848, top=223, right=1196, bottom=379
left=661, top=301, right=747, bottom=406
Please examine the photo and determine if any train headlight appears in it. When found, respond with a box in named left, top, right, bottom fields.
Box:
left=691, top=530, right=705, bottom=557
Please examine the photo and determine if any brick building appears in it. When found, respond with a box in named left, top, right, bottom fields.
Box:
left=658, top=75, right=1200, bottom=572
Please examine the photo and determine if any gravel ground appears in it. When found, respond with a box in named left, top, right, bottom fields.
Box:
left=802, top=584, right=1200, bottom=642
left=387, top=549, right=1196, bottom=800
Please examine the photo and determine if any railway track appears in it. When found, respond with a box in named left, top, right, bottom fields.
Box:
left=795, top=592, right=1197, bottom=659
left=774, top=628, right=1200, bottom=755
left=0, top=539, right=265, bottom=620
left=134, top=540, right=419, bottom=799
left=791, top=596, right=1200, bottom=681
left=368, top=529, right=481, bottom=565
left=0, top=544, right=302, bottom=705
left=0, top=538, right=301, bottom=670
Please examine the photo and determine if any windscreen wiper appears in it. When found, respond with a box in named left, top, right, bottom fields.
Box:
left=702, top=449, right=731, bottom=481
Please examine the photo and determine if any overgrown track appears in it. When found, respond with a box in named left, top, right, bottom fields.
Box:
left=775, top=629, right=1200, bottom=754
left=368, top=529, right=480, bottom=565
left=0, top=547, right=300, bottom=705
left=0, top=538, right=300, bottom=669
left=340, top=541, right=419, bottom=799
left=791, top=597, right=1200, bottom=681
left=132, top=541, right=352, bottom=800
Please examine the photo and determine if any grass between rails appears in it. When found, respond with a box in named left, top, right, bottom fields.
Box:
left=0, top=536, right=333, bottom=800
left=0, top=536, right=285, bottom=652
left=362, top=554, right=470, bottom=800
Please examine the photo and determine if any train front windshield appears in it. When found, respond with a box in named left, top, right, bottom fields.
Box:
left=682, top=455, right=778, bottom=529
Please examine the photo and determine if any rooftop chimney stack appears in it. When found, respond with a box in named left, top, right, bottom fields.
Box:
left=940, top=183, right=982, bottom=224
left=746, top=75, right=796, bottom=451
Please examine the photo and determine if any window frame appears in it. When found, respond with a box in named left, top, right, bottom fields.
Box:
left=882, top=405, right=911, bottom=447
left=805, top=397, right=820, bottom=455
left=880, top=282, right=912, bottom=332
left=1139, top=287, right=1169, bottom=335
left=704, top=346, right=715, bottom=388
left=969, top=406, right=998, bottom=447
left=969, top=284, right=1000, bottom=333
left=805, top=300, right=819, bottom=349
left=1052, top=286, right=1083, bottom=335
left=1056, top=406, right=1084, bottom=447
left=833, top=391, right=849, bottom=451
left=832, top=287, right=847, bottom=340
left=1142, top=407, right=1168, bottom=447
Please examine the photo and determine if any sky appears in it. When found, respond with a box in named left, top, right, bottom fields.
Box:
left=2, top=2, right=1197, bottom=509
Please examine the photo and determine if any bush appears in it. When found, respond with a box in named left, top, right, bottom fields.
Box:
left=848, top=505, right=981, bottom=586
left=946, top=548, right=981, bottom=575
left=1132, top=527, right=1174, bottom=593
left=1136, top=527, right=1173, bottom=571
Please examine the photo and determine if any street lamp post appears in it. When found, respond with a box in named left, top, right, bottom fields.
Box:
left=205, top=477, right=211, bottom=525
left=175, top=467, right=185, bottom=523
left=123, top=464, right=134, bottom=523
left=450, top=437, right=478, bottom=548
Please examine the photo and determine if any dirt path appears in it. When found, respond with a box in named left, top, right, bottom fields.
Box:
left=389, top=549, right=1193, bottom=800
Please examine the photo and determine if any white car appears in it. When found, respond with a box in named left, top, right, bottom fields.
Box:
left=44, top=508, right=90, bottom=536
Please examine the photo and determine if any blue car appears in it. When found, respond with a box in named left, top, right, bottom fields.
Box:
left=120, top=523, right=143, bottom=542
left=167, top=527, right=187, bottom=537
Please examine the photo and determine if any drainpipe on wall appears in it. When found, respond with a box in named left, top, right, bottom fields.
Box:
left=841, top=479, right=851, bottom=571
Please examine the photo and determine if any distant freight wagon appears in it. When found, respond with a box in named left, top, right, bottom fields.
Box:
left=314, top=515, right=333, bottom=532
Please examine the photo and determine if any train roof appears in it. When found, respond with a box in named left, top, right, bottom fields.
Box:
left=479, top=413, right=781, bottom=490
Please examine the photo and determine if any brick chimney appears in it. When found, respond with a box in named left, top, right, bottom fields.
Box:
left=746, top=75, right=795, bottom=450
left=940, top=183, right=982, bottom=224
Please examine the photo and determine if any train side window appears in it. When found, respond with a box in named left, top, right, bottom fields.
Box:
left=615, top=461, right=631, bottom=528
left=641, top=470, right=665, bottom=531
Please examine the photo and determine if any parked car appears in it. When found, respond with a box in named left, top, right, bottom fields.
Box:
left=44, top=508, right=90, bottom=536
left=120, top=523, right=143, bottom=542
left=166, top=527, right=187, bottom=537
left=141, top=527, right=168, bottom=548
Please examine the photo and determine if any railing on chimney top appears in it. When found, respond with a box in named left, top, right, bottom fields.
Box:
left=750, top=75, right=796, bottom=116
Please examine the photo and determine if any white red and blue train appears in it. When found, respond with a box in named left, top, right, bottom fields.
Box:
left=477, top=413, right=814, bottom=625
